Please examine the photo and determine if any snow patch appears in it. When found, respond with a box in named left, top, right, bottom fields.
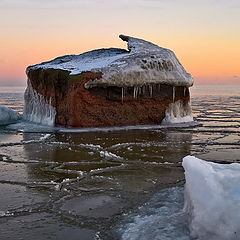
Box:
left=39, top=133, right=51, bottom=141
left=100, top=150, right=123, bottom=160
left=28, top=48, right=128, bottom=77
left=162, top=100, right=193, bottom=124
left=183, top=156, right=240, bottom=240
left=0, top=105, right=20, bottom=125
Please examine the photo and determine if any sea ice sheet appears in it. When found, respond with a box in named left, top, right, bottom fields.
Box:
left=183, top=156, right=240, bottom=240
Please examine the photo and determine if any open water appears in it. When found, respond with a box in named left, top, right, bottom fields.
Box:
left=0, top=85, right=239, bottom=240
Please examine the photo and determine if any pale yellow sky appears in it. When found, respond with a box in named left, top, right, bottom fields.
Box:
left=0, top=0, right=239, bottom=85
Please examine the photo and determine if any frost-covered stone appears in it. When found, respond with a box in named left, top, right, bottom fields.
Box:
left=25, top=34, right=193, bottom=127
left=183, top=156, right=240, bottom=240
left=0, top=105, right=20, bottom=125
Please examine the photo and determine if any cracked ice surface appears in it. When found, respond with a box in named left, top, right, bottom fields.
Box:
left=27, top=34, right=193, bottom=88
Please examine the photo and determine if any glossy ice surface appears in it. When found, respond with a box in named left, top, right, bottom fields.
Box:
left=0, top=85, right=239, bottom=240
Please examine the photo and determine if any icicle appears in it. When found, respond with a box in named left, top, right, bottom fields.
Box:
left=172, top=86, right=175, bottom=102
left=156, top=84, right=160, bottom=95
left=138, top=86, right=141, bottom=96
left=162, top=100, right=193, bottom=124
left=23, top=80, right=56, bottom=126
left=121, top=87, right=124, bottom=103
left=149, top=85, right=153, bottom=97
left=134, top=86, right=139, bottom=98
left=183, top=87, right=186, bottom=97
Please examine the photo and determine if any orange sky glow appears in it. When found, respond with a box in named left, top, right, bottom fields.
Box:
left=0, top=0, right=239, bottom=86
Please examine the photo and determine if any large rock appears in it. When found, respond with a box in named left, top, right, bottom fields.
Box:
left=24, top=34, right=193, bottom=127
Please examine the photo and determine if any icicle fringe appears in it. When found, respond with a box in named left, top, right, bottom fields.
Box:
left=23, top=81, right=56, bottom=126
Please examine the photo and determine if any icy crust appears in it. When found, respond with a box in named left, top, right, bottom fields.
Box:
left=162, top=100, right=193, bottom=124
left=183, top=156, right=240, bottom=240
left=27, top=34, right=193, bottom=88
left=23, top=81, right=56, bottom=126
left=0, top=105, right=20, bottom=125
left=27, top=48, right=129, bottom=76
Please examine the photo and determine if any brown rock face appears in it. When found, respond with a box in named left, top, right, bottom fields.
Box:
left=26, top=68, right=190, bottom=127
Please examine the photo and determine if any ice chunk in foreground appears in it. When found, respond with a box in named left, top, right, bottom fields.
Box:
left=182, top=156, right=240, bottom=240
left=0, top=105, right=20, bottom=125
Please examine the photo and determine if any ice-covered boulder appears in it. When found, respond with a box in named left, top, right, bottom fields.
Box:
left=0, top=105, right=20, bottom=125
left=24, top=34, right=193, bottom=127
left=183, top=156, right=240, bottom=240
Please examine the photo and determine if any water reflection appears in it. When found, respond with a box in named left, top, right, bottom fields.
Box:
left=22, top=130, right=192, bottom=193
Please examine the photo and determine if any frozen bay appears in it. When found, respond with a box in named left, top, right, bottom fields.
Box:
left=0, top=85, right=239, bottom=239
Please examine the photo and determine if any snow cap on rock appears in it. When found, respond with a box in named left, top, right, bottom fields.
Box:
left=27, top=34, right=193, bottom=88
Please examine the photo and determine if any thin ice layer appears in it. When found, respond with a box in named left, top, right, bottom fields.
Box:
left=27, top=34, right=193, bottom=88
left=182, top=156, right=240, bottom=240
left=0, top=105, right=20, bottom=125
left=119, top=187, right=190, bottom=240
left=23, top=81, right=56, bottom=126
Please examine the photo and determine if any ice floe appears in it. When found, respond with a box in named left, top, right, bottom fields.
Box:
left=183, top=156, right=240, bottom=240
left=0, top=105, right=20, bottom=125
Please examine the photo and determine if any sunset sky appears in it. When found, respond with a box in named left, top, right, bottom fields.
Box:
left=0, top=0, right=239, bottom=86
